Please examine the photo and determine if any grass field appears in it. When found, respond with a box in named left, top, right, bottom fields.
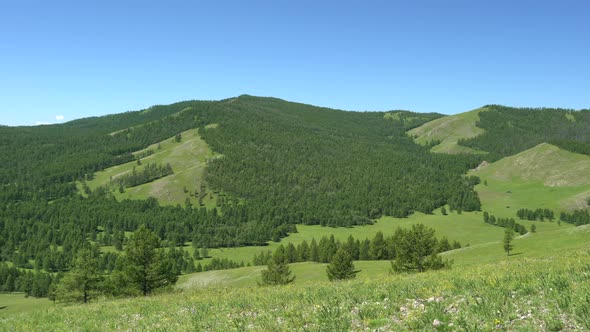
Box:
left=4, top=247, right=590, bottom=331
left=0, top=294, right=52, bottom=315
left=84, top=127, right=220, bottom=207
left=408, top=108, right=487, bottom=154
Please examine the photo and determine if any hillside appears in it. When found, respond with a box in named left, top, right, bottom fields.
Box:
left=473, top=143, right=590, bottom=186
left=459, top=105, right=590, bottom=159
left=471, top=143, right=590, bottom=213
left=408, top=108, right=487, bottom=154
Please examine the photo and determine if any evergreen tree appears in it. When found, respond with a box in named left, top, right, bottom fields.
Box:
left=201, top=247, right=209, bottom=259
left=359, top=239, right=371, bottom=260
left=503, top=227, right=514, bottom=256
left=259, top=246, right=295, bottom=286
left=369, top=231, right=387, bottom=260
left=326, top=248, right=359, bottom=281
left=391, top=224, right=451, bottom=273
left=122, top=225, right=178, bottom=296
left=55, top=246, right=103, bottom=303
left=309, top=239, right=319, bottom=262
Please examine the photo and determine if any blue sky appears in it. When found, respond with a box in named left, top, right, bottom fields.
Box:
left=1, top=0, right=589, bottom=126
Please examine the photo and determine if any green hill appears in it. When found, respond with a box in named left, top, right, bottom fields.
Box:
left=471, top=143, right=590, bottom=214
left=472, top=143, right=590, bottom=187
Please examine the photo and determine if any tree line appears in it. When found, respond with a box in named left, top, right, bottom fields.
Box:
left=253, top=225, right=460, bottom=266
left=560, top=210, right=590, bottom=226
left=483, top=212, right=528, bottom=235
left=516, top=208, right=555, bottom=221
left=112, top=162, right=173, bottom=188
left=259, top=224, right=455, bottom=286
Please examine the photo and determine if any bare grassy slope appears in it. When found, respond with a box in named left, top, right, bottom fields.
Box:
left=408, top=108, right=486, bottom=154
left=473, top=143, right=590, bottom=186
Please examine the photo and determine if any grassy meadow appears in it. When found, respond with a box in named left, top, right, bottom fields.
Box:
left=0, top=294, right=52, bottom=316
left=4, top=248, right=590, bottom=331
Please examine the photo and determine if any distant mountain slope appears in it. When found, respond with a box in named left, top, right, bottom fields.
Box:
left=459, top=105, right=590, bottom=159
left=408, top=108, right=487, bottom=154
left=473, top=143, right=590, bottom=187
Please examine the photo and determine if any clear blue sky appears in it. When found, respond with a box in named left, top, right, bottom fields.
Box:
left=1, top=0, right=589, bottom=126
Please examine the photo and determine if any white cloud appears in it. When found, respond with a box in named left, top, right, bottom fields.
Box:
left=55, top=115, right=65, bottom=121
left=35, top=121, right=51, bottom=126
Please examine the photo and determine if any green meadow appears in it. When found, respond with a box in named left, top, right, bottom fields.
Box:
left=4, top=248, right=590, bottom=331
left=0, top=294, right=52, bottom=315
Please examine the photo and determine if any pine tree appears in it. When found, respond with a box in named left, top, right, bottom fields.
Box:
left=259, top=246, right=295, bottom=286
left=56, top=246, right=103, bottom=303
left=326, top=248, right=359, bottom=281
left=503, top=227, right=514, bottom=256
left=122, top=224, right=178, bottom=296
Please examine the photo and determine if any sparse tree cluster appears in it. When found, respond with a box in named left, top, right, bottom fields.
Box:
left=483, top=212, right=528, bottom=235
left=516, top=208, right=555, bottom=221
left=53, top=225, right=178, bottom=303
left=560, top=210, right=590, bottom=226
left=112, top=163, right=173, bottom=188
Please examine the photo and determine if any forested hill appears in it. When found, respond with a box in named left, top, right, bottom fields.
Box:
left=456, top=105, right=590, bottom=160
left=0, top=96, right=482, bottom=256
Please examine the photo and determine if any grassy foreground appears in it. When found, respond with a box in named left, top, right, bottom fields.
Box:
left=3, top=248, right=590, bottom=331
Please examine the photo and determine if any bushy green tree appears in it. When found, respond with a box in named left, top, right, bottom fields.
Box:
left=122, top=224, right=178, bottom=295
left=259, top=246, right=295, bottom=286
left=326, top=248, right=359, bottom=281
left=391, top=224, right=452, bottom=273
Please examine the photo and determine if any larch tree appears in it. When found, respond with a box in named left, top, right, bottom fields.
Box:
left=56, top=246, right=103, bottom=303
left=123, top=224, right=178, bottom=296
left=503, top=227, right=514, bottom=256
left=259, top=246, right=295, bottom=286
left=326, top=248, right=359, bottom=281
